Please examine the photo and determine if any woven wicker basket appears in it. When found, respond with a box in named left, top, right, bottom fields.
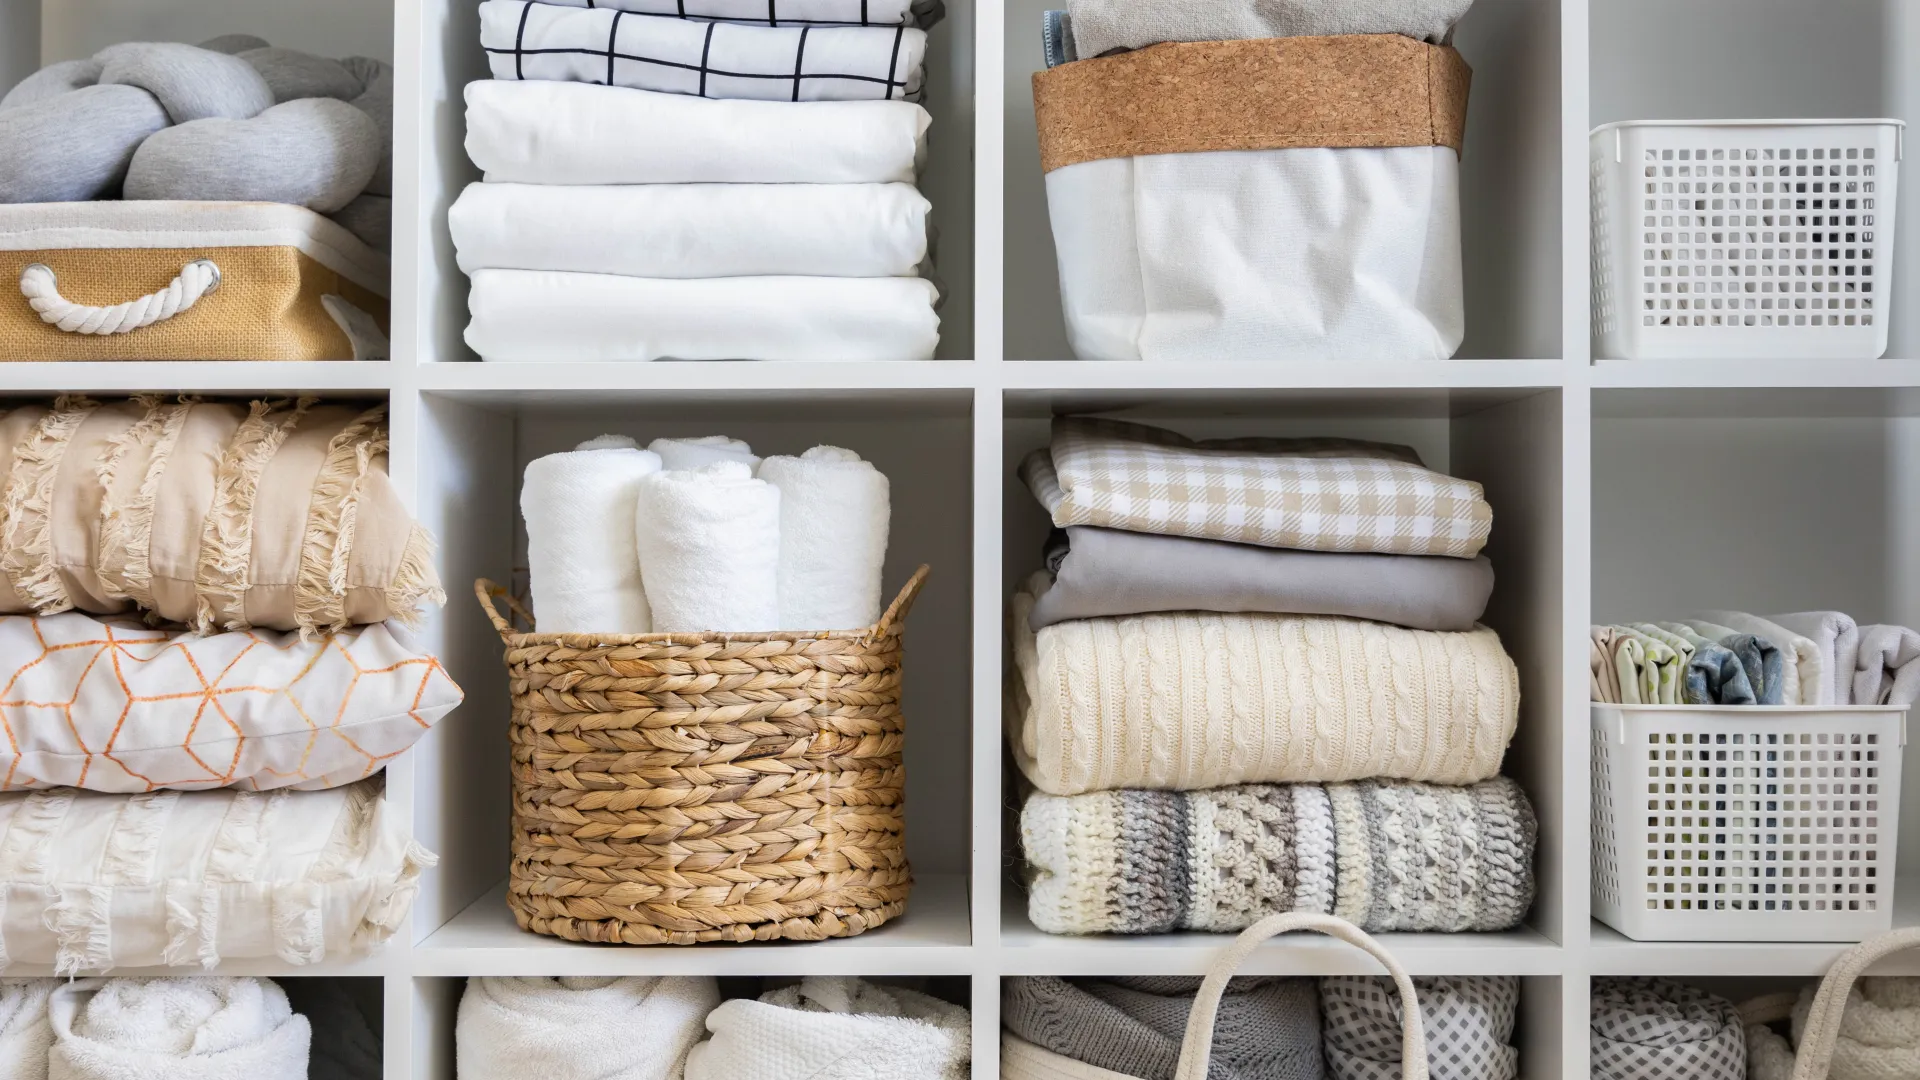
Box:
left=475, top=565, right=928, bottom=945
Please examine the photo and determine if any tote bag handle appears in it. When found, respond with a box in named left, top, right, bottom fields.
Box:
left=1790, top=926, right=1920, bottom=1080
left=1174, top=912, right=1428, bottom=1080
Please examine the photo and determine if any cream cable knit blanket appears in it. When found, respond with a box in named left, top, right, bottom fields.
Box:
left=1021, top=777, right=1535, bottom=935
left=1009, top=575, right=1519, bottom=795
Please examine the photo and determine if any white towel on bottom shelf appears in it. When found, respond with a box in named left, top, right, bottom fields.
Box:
left=465, top=81, right=931, bottom=185
left=758, top=446, right=891, bottom=629
left=634, top=462, right=782, bottom=632
left=467, top=271, right=940, bottom=361
left=451, top=182, right=932, bottom=279
left=685, top=977, right=970, bottom=1080
left=522, top=442, right=662, bottom=635
left=0, top=981, right=51, bottom=1080
left=458, top=976, right=720, bottom=1080
left=650, top=436, right=761, bottom=473
left=48, top=978, right=310, bottom=1080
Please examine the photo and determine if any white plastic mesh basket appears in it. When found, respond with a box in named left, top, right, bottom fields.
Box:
left=1591, top=705, right=1906, bottom=942
left=1590, top=120, right=1904, bottom=361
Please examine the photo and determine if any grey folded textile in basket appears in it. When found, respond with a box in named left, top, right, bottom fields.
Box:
left=1003, top=975, right=1324, bottom=1080
left=1322, top=975, right=1519, bottom=1080
left=1591, top=978, right=1745, bottom=1080
left=1063, top=0, right=1474, bottom=59
left=1030, top=525, right=1494, bottom=632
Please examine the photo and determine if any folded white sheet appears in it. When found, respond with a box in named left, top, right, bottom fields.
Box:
left=465, top=80, right=929, bottom=184
left=467, top=270, right=940, bottom=361
left=758, top=446, right=890, bottom=629
left=634, top=462, right=782, bottom=632
left=480, top=1, right=927, bottom=101
left=451, top=182, right=930, bottom=279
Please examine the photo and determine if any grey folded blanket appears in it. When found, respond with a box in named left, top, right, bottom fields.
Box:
left=1004, top=975, right=1324, bottom=1080
left=1032, top=526, right=1494, bottom=633
left=1064, top=0, right=1474, bottom=58
left=1591, top=978, right=1745, bottom=1080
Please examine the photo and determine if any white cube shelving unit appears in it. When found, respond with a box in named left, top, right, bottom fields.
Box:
left=6, top=0, right=1920, bottom=1077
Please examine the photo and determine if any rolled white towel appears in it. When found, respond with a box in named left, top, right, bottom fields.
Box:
left=757, top=446, right=891, bottom=629
left=458, top=976, right=720, bottom=1080
left=685, top=976, right=970, bottom=1080
left=48, top=978, right=310, bottom=1080
left=0, top=981, right=52, bottom=1080
left=649, top=436, right=760, bottom=472
left=522, top=438, right=663, bottom=634
left=635, top=462, right=781, bottom=632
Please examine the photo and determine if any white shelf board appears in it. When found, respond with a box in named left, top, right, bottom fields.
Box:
left=999, top=892, right=1564, bottom=977
left=1590, top=879, right=1920, bottom=976
left=1590, top=357, right=1920, bottom=389
left=1003, top=359, right=1567, bottom=392
left=417, top=361, right=981, bottom=402
left=0, top=952, right=395, bottom=979
left=413, top=873, right=973, bottom=976
left=0, top=361, right=392, bottom=394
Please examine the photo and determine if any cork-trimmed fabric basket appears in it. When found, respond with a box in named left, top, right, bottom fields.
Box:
left=0, top=201, right=388, bottom=362
left=1031, top=33, right=1472, bottom=363
left=476, top=565, right=928, bottom=945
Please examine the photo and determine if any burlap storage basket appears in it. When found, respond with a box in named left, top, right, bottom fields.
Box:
left=0, top=201, right=388, bottom=361
left=476, top=565, right=928, bottom=945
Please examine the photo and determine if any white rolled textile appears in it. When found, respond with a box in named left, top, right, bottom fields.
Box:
left=466, top=270, right=940, bottom=362
left=0, top=981, right=51, bottom=1080
left=464, top=80, right=930, bottom=185
left=650, top=436, right=760, bottom=473
left=48, top=978, right=309, bottom=1080
left=634, top=461, right=782, bottom=632
left=521, top=441, right=662, bottom=634
left=458, top=976, right=720, bottom=1080
left=758, top=446, right=891, bottom=629
left=450, top=182, right=931, bottom=279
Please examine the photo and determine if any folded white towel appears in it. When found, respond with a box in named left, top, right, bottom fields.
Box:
left=522, top=440, right=663, bottom=634
left=635, top=462, right=782, bottom=631
left=650, top=436, right=761, bottom=473
left=758, top=446, right=890, bottom=629
left=49, top=978, right=309, bottom=1080
left=1684, top=611, right=1825, bottom=705
left=451, top=182, right=931, bottom=279
left=1768, top=611, right=1860, bottom=705
left=0, top=981, right=51, bottom=1080
left=464, top=80, right=929, bottom=184
left=480, top=1, right=928, bottom=102
left=1854, top=625, right=1920, bottom=707
left=685, top=977, right=969, bottom=1080
left=458, top=976, right=720, bottom=1080
left=467, top=270, right=941, bottom=362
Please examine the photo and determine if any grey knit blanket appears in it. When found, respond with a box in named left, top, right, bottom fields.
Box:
left=1003, top=975, right=1323, bottom=1080
left=1021, top=777, right=1535, bottom=935
left=1591, top=978, right=1745, bottom=1080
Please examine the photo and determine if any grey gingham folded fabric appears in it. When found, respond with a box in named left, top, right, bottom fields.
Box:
left=1321, top=975, right=1519, bottom=1080
left=1591, top=978, right=1745, bottom=1080
left=481, top=0, right=927, bottom=101
left=1025, top=417, right=1492, bottom=558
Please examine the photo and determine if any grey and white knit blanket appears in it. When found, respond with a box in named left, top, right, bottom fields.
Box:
left=1591, top=978, right=1746, bottom=1080
left=1021, top=777, right=1535, bottom=936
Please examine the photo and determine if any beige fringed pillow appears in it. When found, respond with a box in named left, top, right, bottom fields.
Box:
left=0, top=396, right=443, bottom=633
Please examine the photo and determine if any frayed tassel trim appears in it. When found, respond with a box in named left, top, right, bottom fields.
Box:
left=160, top=880, right=222, bottom=970
left=193, top=399, right=312, bottom=633
left=295, top=405, right=387, bottom=639
left=46, top=885, right=112, bottom=977
left=0, top=398, right=95, bottom=615
left=355, top=842, right=438, bottom=951
left=118, top=400, right=193, bottom=613
left=272, top=882, right=326, bottom=966
left=385, top=525, right=448, bottom=631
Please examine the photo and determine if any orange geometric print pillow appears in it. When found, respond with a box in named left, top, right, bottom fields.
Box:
left=0, top=611, right=461, bottom=792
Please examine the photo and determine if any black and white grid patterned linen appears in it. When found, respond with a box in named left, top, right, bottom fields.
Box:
left=1590, top=978, right=1746, bottom=1080
left=1321, top=976, right=1521, bottom=1080
left=526, top=0, right=945, bottom=28
left=481, top=0, right=927, bottom=101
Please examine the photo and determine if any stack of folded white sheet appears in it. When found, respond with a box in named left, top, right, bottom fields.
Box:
left=452, top=0, right=942, bottom=362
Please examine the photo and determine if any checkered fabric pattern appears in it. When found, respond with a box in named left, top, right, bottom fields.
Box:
left=1321, top=975, right=1521, bottom=1080
left=0, top=611, right=462, bottom=793
left=534, top=0, right=944, bottom=27
left=1037, top=417, right=1493, bottom=558
left=481, top=0, right=927, bottom=101
left=1590, top=978, right=1746, bottom=1080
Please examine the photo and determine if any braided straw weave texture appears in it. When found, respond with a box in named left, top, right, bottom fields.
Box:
left=477, top=565, right=927, bottom=945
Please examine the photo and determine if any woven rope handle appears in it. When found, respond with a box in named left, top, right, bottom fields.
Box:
left=873, top=564, right=931, bottom=634
left=1174, top=913, right=1428, bottom=1080
left=21, top=260, right=221, bottom=335
left=1791, top=927, right=1920, bottom=1080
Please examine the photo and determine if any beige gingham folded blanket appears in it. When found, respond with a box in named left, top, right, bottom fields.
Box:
left=1023, top=417, right=1492, bottom=558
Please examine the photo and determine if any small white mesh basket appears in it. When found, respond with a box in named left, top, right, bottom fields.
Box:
left=1590, top=119, right=1904, bottom=361
left=1592, top=705, right=1907, bottom=942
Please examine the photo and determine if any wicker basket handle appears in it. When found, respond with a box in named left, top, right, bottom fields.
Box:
left=1790, top=926, right=1920, bottom=1080
left=474, top=564, right=931, bottom=643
